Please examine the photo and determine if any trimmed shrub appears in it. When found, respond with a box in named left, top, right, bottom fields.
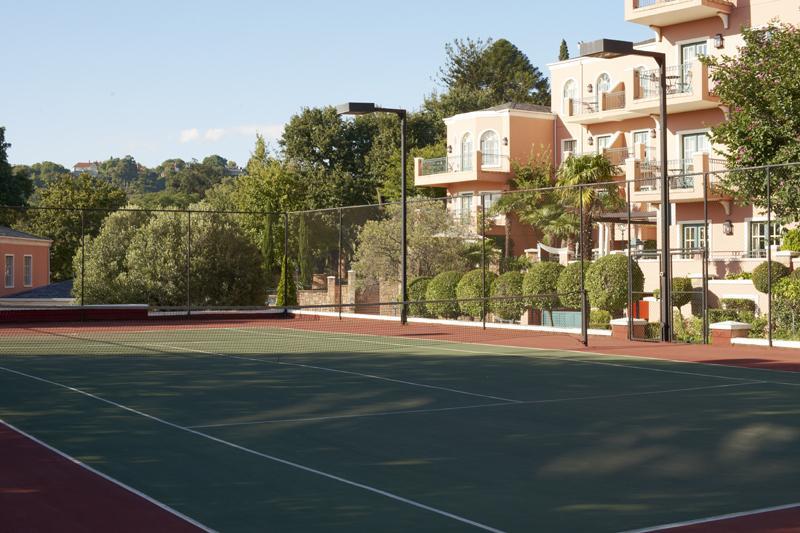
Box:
left=276, top=255, right=297, bottom=306
left=425, top=271, right=463, bottom=319
left=556, top=261, right=588, bottom=309
left=781, top=228, right=800, bottom=252
left=490, top=271, right=525, bottom=321
left=589, top=309, right=612, bottom=330
left=670, top=277, right=694, bottom=309
left=673, top=309, right=703, bottom=343
left=456, top=269, right=497, bottom=319
left=523, top=262, right=563, bottom=310
left=721, top=298, right=756, bottom=314
left=772, top=276, right=800, bottom=335
left=749, top=315, right=769, bottom=338
left=751, top=261, right=789, bottom=294
left=585, top=254, right=644, bottom=316
left=408, top=277, right=431, bottom=317
left=725, top=272, right=752, bottom=280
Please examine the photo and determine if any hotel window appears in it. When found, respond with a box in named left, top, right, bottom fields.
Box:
left=595, top=135, right=611, bottom=154
left=4, top=255, right=13, bottom=288
left=595, top=73, right=611, bottom=109
left=482, top=192, right=502, bottom=211
left=480, top=131, right=500, bottom=167
left=562, top=139, right=577, bottom=155
left=458, top=193, right=473, bottom=223
left=632, top=131, right=652, bottom=161
left=749, top=221, right=783, bottom=258
left=681, top=223, right=707, bottom=256
left=563, top=80, right=576, bottom=114
left=681, top=132, right=709, bottom=178
left=23, top=255, right=33, bottom=287
left=461, top=133, right=473, bottom=171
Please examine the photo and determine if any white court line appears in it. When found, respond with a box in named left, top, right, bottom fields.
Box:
left=145, top=343, right=521, bottom=404
left=0, top=364, right=505, bottom=533
left=622, top=501, right=800, bottom=532
left=0, top=418, right=214, bottom=532
left=187, top=381, right=761, bottom=430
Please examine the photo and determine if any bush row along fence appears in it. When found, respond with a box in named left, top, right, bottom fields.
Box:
left=1, top=162, right=799, bottom=345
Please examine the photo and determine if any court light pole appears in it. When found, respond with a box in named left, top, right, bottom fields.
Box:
left=336, top=102, right=409, bottom=324
left=579, top=39, right=672, bottom=342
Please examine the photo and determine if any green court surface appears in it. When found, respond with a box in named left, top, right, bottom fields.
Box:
left=1, top=324, right=799, bottom=532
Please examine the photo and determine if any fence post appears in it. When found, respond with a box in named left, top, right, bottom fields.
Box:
left=579, top=187, right=588, bottom=346
left=80, top=209, right=85, bottom=315
left=283, top=212, right=289, bottom=314
left=767, top=167, right=773, bottom=347
left=480, top=194, right=487, bottom=330
left=702, top=170, right=710, bottom=344
left=626, top=181, right=633, bottom=340
left=186, top=210, right=192, bottom=317
left=338, top=207, right=343, bottom=319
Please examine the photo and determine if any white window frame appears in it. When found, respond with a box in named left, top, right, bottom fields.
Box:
left=460, top=133, right=473, bottom=171
left=561, top=139, right=577, bottom=159
left=676, top=220, right=709, bottom=260
left=562, top=78, right=577, bottom=114
left=676, top=128, right=711, bottom=171
left=595, top=135, right=612, bottom=154
left=479, top=130, right=500, bottom=168
left=4, top=254, right=14, bottom=288
left=480, top=191, right=503, bottom=211
left=631, top=129, right=652, bottom=161
left=23, top=255, right=33, bottom=287
left=746, top=217, right=783, bottom=258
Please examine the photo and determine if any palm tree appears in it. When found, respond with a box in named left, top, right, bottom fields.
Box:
left=556, top=153, right=624, bottom=261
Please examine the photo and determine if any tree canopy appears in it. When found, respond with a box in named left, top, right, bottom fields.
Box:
left=0, top=127, right=33, bottom=209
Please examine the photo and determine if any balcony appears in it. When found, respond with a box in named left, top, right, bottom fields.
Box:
left=414, top=151, right=512, bottom=187
left=564, top=90, right=631, bottom=124
left=629, top=61, right=719, bottom=114
left=625, top=0, right=734, bottom=28
left=628, top=153, right=733, bottom=203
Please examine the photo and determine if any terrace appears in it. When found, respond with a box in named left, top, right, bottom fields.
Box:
left=625, top=0, right=734, bottom=28
left=414, top=150, right=512, bottom=187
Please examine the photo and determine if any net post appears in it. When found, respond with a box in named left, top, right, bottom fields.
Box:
left=702, top=170, right=710, bottom=344
left=579, top=186, right=588, bottom=346
left=767, top=166, right=773, bottom=348
left=80, top=208, right=85, bottom=319
left=626, top=180, right=633, bottom=341
left=480, top=193, right=487, bottom=330
left=186, top=210, right=192, bottom=318
left=283, top=212, right=289, bottom=315
left=338, top=207, right=343, bottom=320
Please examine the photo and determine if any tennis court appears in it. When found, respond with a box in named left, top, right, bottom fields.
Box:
left=1, top=314, right=799, bottom=532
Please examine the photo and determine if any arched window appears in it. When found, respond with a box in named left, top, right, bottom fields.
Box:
left=480, top=131, right=499, bottom=167
left=461, top=133, right=473, bottom=171
left=596, top=73, right=611, bottom=108
left=563, top=80, right=576, bottom=114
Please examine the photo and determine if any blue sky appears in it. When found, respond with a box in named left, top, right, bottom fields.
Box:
left=3, top=0, right=651, bottom=168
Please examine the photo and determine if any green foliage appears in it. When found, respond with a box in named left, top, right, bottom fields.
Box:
left=772, top=276, right=800, bottom=335
left=490, top=271, right=525, bottom=321
left=24, top=161, right=70, bottom=187
left=0, top=128, right=33, bottom=212
left=782, top=228, right=800, bottom=252
left=749, top=315, right=769, bottom=338
left=408, top=276, right=432, bottom=317
left=24, top=174, right=127, bottom=280
left=456, top=269, right=497, bottom=319
left=585, top=255, right=643, bottom=315
left=163, top=157, right=228, bottom=197
left=426, top=37, right=550, bottom=117
left=589, top=309, right=611, bottom=330
left=708, top=308, right=739, bottom=324
left=670, top=277, right=694, bottom=309
left=523, top=262, right=563, bottom=311
left=296, top=216, right=312, bottom=289
left=751, top=261, right=789, bottom=293
left=558, top=39, right=569, bottom=61
left=276, top=254, right=298, bottom=307
left=499, top=255, right=531, bottom=273
left=425, top=271, right=464, bottom=319
left=721, top=298, right=757, bottom=314
left=673, top=309, right=704, bottom=343
left=557, top=261, right=588, bottom=309
left=725, top=271, right=752, bottom=280
left=704, top=22, right=800, bottom=219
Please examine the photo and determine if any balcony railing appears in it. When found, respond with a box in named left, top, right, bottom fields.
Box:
left=637, top=63, right=693, bottom=99
left=571, top=91, right=625, bottom=115
left=419, top=154, right=473, bottom=176
left=571, top=97, right=599, bottom=115
left=638, top=158, right=696, bottom=189
left=634, top=0, right=733, bottom=7
left=573, top=147, right=632, bottom=167
left=604, top=91, right=626, bottom=111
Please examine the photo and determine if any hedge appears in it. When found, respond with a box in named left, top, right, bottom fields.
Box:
left=589, top=309, right=612, bottom=330
left=556, top=261, right=588, bottom=309
left=523, top=262, right=563, bottom=310
left=585, top=254, right=644, bottom=315
left=456, top=269, right=497, bottom=319
left=670, top=277, right=694, bottom=308
left=751, top=261, right=789, bottom=293
left=781, top=228, right=800, bottom=252
left=408, top=277, right=431, bottom=317
left=425, top=271, right=463, bottom=319
left=490, top=271, right=525, bottom=321
left=720, top=298, right=756, bottom=314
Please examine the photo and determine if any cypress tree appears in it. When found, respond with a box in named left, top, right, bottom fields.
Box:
left=559, top=39, right=569, bottom=61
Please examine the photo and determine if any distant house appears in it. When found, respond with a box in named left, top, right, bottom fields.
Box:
left=72, top=161, right=99, bottom=176
left=0, top=227, right=52, bottom=297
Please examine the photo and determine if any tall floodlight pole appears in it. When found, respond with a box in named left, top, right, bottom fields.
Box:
left=580, top=39, right=671, bottom=342
left=336, top=103, right=409, bottom=324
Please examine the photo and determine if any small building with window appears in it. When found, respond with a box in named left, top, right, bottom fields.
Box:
left=0, top=227, right=52, bottom=297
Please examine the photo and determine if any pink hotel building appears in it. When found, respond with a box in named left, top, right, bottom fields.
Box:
left=414, top=0, right=800, bottom=312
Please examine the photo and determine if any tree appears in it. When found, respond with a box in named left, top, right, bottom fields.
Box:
left=704, top=22, right=800, bottom=219
left=0, top=128, right=33, bottom=211
left=296, top=215, right=312, bottom=289
left=558, top=39, right=569, bottom=61
left=426, top=38, right=551, bottom=117
left=585, top=254, right=644, bottom=316
left=276, top=254, right=298, bottom=306
left=24, top=174, right=127, bottom=280
left=98, top=156, right=139, bottom=189
left=556, top=154, right=624, bottom=261
left=25, top=161, right=70, bottom=187
left=523, top=262, right=563, bottom=325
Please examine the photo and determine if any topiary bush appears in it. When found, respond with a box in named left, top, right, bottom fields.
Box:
left=772, top=276, right=800, bottom=335
left=585, top=254, right=644, bottom=316
left=589, top=309, right=612, bottom=330
left=751, top=261, right=789, bottom=294
left=556, top=261, right=589, bottom=309
left=725, top=271, right=752, bottom=280
left=781, top=228, right=800, bottom=252
left=523, top=262, right=563, bottom=317
left=425, top=271, right=463, bottom=319
left=670, top=277, right=694, bottom=309
left=408, top=277, right=431, bottom=317
left=490, top=271, right=525, bottom=321
left=721, top=298, right=756, bottom=314
left=456, top=269, right=497, bottom=319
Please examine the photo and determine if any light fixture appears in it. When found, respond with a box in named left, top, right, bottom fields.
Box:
left=502, top=137, right=509, bottom=146
left=650, top=128, right=657, bottom=139
left=714, top=33, right=725, bottom=49
left=723, top=219, right=733, bottom=235
left=447, top=144, right=453, bottom=154
left=587, top=136, right=594, bottom=146
left=587, top=83, right=593, bottom=93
